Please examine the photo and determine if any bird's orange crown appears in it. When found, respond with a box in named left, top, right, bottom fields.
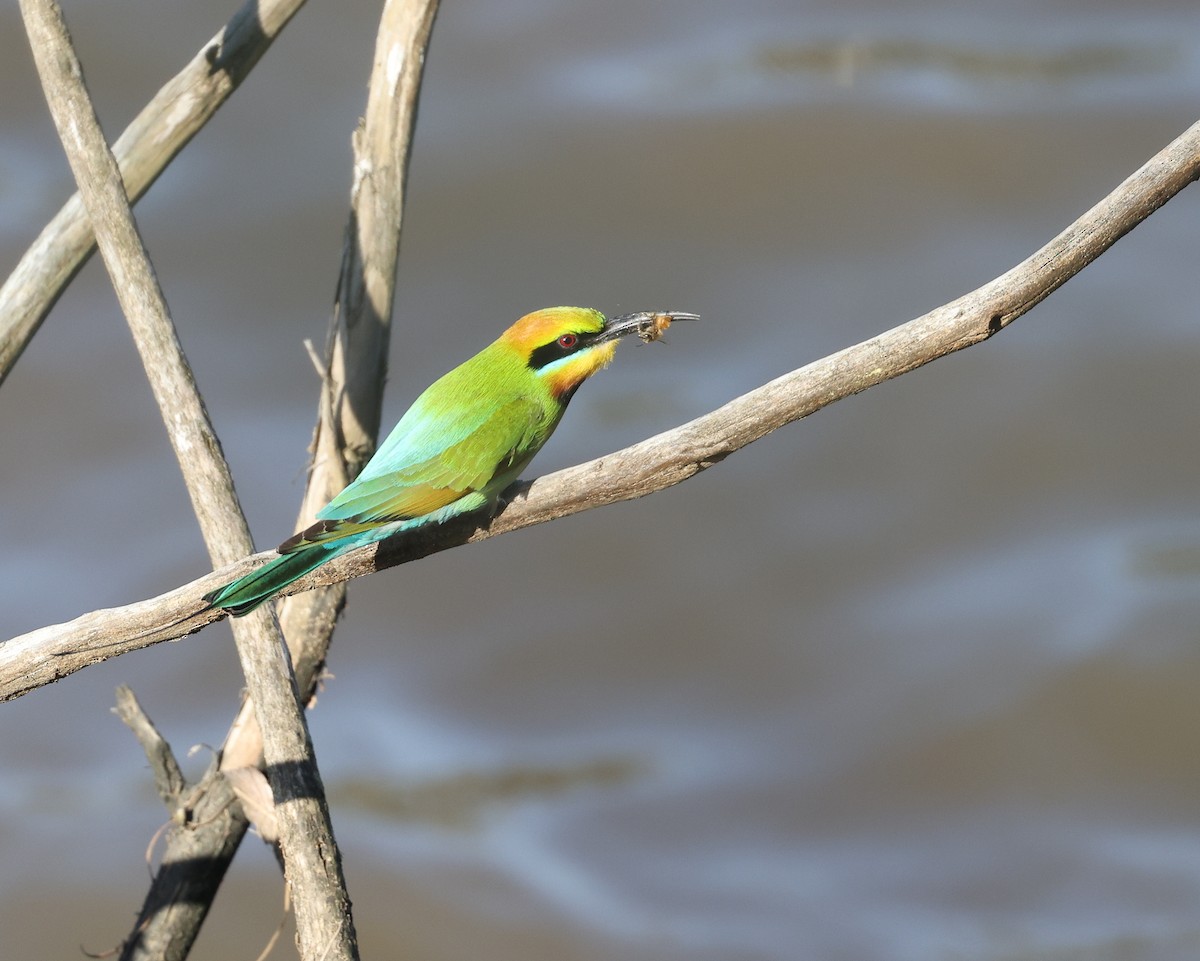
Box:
left=500, top=306, right=617, bottom=400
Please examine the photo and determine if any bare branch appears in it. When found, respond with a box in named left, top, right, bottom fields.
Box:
left=0, top=0, right=306, bottom=387
left=4, top=115, right=1197, bottom=703
left=16, top=1, right=356, bottom=958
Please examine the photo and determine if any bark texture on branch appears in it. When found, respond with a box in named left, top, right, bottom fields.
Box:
left=3, top=117, right=1198, bottom=701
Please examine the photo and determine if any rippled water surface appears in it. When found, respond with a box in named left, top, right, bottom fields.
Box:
left=3, top=1, right=1200, bottom=959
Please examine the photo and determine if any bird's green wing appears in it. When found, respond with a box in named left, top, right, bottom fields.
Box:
left=311, top=393, right=556, bottom=531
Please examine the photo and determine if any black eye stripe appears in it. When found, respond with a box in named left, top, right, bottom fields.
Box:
left=527, top=331, right=598, bottom=371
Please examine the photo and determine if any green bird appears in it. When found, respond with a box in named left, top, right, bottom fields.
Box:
left=205, top=306, right=698, bottom=616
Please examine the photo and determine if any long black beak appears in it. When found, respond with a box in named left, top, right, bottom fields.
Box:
left=600, top=310, right=701, bottom=344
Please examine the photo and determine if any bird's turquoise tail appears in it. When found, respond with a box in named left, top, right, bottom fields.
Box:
left=204, top=544, right=339, bottom=617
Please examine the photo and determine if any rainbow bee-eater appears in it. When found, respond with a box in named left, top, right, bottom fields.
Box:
left=205, top=306, right=698, bottom=616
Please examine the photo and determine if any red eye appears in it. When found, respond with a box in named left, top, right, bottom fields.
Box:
left=557, top=333, right=578, bottom=349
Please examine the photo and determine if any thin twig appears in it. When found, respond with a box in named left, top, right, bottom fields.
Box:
left=113, top=684, right=186, bottom=807
left=3, top=116, right=1198, bottom=696
left=0, top=0, right=307, bottom=387
left=16, top=2, right=356, bottom=959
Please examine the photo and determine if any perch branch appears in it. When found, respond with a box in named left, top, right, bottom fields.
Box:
left=0, top=0, right=307, bottom=387
left=3, top=114, right=1198, bottom=697
left=17, top=2, right=356, bottom=959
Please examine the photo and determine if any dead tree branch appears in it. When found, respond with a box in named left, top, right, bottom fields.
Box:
left=17, top=1, right=356, bottom=958
left=4, top=116, right=1198, bottom=701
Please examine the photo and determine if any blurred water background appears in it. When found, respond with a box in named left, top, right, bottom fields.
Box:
left=2, top=1, right=1200, bottom=958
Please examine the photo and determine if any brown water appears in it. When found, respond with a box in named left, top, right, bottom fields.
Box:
left=3, top=1, right=1200, bottom=959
